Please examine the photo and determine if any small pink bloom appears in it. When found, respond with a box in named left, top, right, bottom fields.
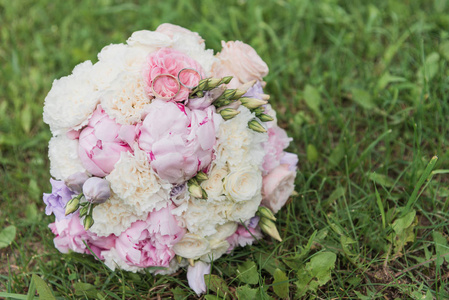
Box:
left=262, top=126, right=293, bottom=174
left=114, top=205, right=185, bottom=268
left=78, top=106, right=136, bottom=177
left=187, top=261, right=211, bottom=296
left=142, top=48, right=205, bottom=102
left=213, top=41, right=269, bottom=89
left=49, top=213, right=115, bottom=259
left=227, top=224, right=263, bottom=252
left=138, top=100, right=216, bottom=184
left=262, top=164, right=296, bottom=213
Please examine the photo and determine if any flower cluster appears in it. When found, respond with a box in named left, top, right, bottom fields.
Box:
left=42, top=24, right=298, bottom=295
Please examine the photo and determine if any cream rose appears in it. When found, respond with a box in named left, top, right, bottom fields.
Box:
left=200, top=239, right=230, bottom=263
left=213, top=41, right=269, bottom=88
left=224, top=167, right=262, bottom=202
left=261, top=164, right=296, bottom=213
left=173, top=233, right=211, bottom=259
left=201, top=166, right=229, bottom=200
left=227, top=194, right=262, bottom=222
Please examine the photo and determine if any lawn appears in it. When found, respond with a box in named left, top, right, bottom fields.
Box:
left=1, top=0, right=449, bottom=299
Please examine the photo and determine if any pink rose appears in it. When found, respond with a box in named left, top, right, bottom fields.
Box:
left=78, top=106, right=137, bottom=177
left=213, top=41, right=269, bottom=89
left=138, top=100, right=216, bottom=184
left=262, top=126, right=293, bottom=174
left=261, top=164, right=296, bottom=213
left=114, top=205, right=185, bottom=268
left=142, top=48, right=205, bottom=102
left=49, top=213, right=115, bottom=259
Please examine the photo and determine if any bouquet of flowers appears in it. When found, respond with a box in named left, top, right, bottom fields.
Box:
left=42, top=23, right=298, bottom=295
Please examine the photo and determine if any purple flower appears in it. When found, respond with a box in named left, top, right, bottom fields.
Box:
left=43, top=178, right=76, bottom=221
left=243, top=81, right=264, bottom=100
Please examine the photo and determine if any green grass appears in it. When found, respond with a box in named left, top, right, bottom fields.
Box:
left=1, top=0, right=449, bottom=298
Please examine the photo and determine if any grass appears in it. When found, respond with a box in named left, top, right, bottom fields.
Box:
left=1, top=0, right=449, bottom=298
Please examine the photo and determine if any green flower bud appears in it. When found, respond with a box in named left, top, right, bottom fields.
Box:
left=258, top=113, right=274, bottom=122
left=197, top=79, right=209, bottom=91
left=188, top=182, right=203, bottom=199
left=65, top=196, right=80, bottom=216
left=220, top=108, right=240, bottom=120
left=257, top=206, right=276, bottom=221
left=201, top=187, right=208, bottom=199
left=222, top=76, right=233, bottom=84
left=240, top=97, right=268, bottom=109
left=79, top=205, right=89, bottom=218
left=206, top=78, right=223, bottom=89
left=196, top=171, right=208, bottom=182
left=221, top=89, right=237, bottom=100
left=83, top=215, right=94, bottom=230
left=259, top=217, right=282, bottom=242
left=248, top=119, right=267, bottom=133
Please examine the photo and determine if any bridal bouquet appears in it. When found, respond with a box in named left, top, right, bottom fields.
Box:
left=42, top=23, right=298, bottom=295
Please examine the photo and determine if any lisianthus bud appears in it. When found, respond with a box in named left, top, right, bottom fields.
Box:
left=65, top=196, right=80, bottom=216
left=240, top=97, right=268, bottom=109
left=201, top=188, right=208, bottom=199
left=234, top=80, right=257, bottom=99
left=79, top=205, right=89, bottom=218
left=196, top=171, right=208, bottom=182
left=221, top=89, right=237, bottom=100
left=84, top=215, right=94, bottom=230
left=207, top=78, right=223, bottom=89
left=248, top=119, right=267, bottom=133
left=257, top=206, right=276, bottom=221
left=222, top=76, right=233, bottom=84
left=257, top=113, right=274, bottom=122
left=188, top=182, right=203, bottom=199
left=83, top=177, right=110, bottom=204
left=65, top=172, right=89, bottom=193
left=197, top=79, right=209, bottom=91
left=259, top=217, right=282, bottom=242
left=220, top=108, right=240, bottom=120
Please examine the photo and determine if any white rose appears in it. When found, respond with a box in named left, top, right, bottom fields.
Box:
left=224, top=166, right=262, bottom=202
left=200, top=239, right=230, bottom=263
left=173, top=233, right=211, bottom=259
left=126, top=30, right=172, bottom=51
left=227, top=194, right=262, bottom=222
left=201, top=165, right=229, bottom=200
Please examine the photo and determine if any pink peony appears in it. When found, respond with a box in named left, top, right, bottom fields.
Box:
left=138, top=99, right=216, bottom=184
left=213, top=41, right=269, bottom=89
left=114, top=205, right=185, bottom=268
left=142, top=48, right=205, bottom=102
left=262, top=126, right=293, bottom=174
left=261, top=164, right=296, bottom=213
left=78, top=106, right=137, bottom=177
left=49, top=213, right=115, bottom=259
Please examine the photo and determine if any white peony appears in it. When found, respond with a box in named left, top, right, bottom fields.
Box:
left=214, top=106, right=267, bottom=170
left=101, top=71, right=152, bottom=125
left=48, top=135, right=86, bottom=180
left=173, top=233, right=211, bottom=259
left=89, top=193, right=145, bottom=237
left=126, top=30, right=172, bottom=52
left=106, top=146, right=171, bottom=216
left=43, top=61, right=99, bottom=135
left=182, top=197, right=229, bottom=236
left=224, top=166, right=262, bottom=202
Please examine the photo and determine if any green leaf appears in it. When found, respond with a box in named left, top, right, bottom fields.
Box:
left=417, top=52, right=440, bottom=83
left=323, top=187, right=345, bottom=207
left=74, top=282, right=100, bottom=298
left=328, top=143, right=345, bottom=167
left=256, top=252, right=286, bottom=276
left=388, top=210, right=417, bottom=254
left=0, top=225, right=17, bottom=249
left=21, top=105, right=32, bottom=134
left=273, top=269, right=289, bottom=299
left=367, top=172, right=395, bottom=187
left=25, top=203, right=39, bottom=222
left=236, top=285, right=258, bottom=300
left=204, top=274, right=231, bottom=299
left=303, top=85, right=322, bottom=119
left=440, top=40, right=449, bottom=61
left=32, top=275, right=56, bottom=300
left=237, top=260, right=259, bottom=285
left=307, top=144, right=319, bottom=163
left=376, top=72, right=406, bottom=91
left=350, top=88, right=375, bottom=109
left=432, top=231, right=449, bottom=264
left=295, top=252, right=336, bottom=298
left=172, top=286, right=188, bottom=300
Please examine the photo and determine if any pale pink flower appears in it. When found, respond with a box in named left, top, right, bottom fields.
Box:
left=78, top=106, right=137, bottom=177
left=138, top=100, right=216, bottom=184
left=227, top=218, right=263, bottom=252
left=213, top=41, right=269, bottom=88
left=261, top=164, right=296, bottom=213
left=49, top=213, right=115, bottom=259
left=114, top=205, right=185, bottom=268
left=156, top=23, right=204, bottom=44
left=142, top=48, right=205, bottom=102
left=262, top=126, right=293, bottom=174
left=187, top=261, right=211, bottom=296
